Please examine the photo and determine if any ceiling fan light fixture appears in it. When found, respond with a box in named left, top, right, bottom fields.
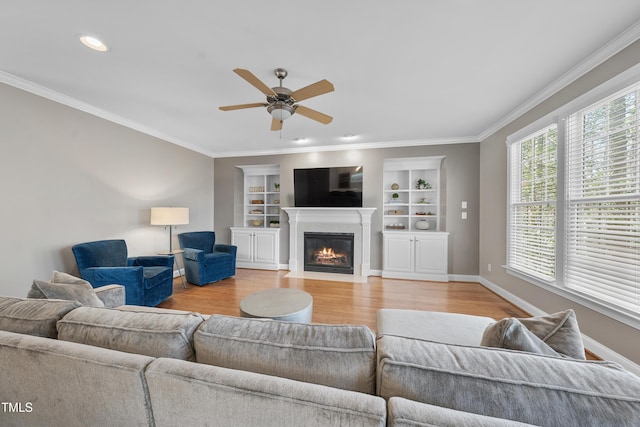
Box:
left=268, top=102, right=294, bottom=121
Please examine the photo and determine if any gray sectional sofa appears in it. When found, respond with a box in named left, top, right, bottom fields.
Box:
left=1, top=297, right=639, bottom=426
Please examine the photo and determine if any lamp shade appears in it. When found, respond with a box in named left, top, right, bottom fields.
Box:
left=150, top=207, right=189, bottom=225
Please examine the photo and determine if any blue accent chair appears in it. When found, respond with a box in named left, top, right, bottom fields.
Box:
left=72, top=239, right=174, bottom=306
left=177, top=231, right=237, bottom=286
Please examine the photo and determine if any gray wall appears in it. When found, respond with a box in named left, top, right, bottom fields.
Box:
left=479, top=40, right=640, bottom=364
left=0, top=83, right=214, bottom=297
left=214, top=143, right=480, bottom=274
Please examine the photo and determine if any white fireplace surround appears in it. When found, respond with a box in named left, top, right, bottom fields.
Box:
left=282, top=207, right=376, bottom=282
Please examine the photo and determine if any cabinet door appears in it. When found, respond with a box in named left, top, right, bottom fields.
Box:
left=253, top=231, right=277, bottom=264
left=414, top=233, right=448, bottom=275
left=232, top=230, right=253, bottom=263
left=383, top=234, right=413, bottom=272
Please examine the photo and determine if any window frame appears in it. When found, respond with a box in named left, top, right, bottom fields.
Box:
left=505, top=62, right=640, bottom=330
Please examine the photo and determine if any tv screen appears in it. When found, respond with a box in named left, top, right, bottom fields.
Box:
left=294, top=166, right=363, bottom=207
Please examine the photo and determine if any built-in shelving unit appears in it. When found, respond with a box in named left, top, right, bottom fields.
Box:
left=232, top=164, right=281, bottom=270
left=238, top=164, right=281, bottom=229
left=382, top=156, right=443, bottom=231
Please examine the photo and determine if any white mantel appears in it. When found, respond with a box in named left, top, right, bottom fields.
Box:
left=282, top=207, right=376, bottom=281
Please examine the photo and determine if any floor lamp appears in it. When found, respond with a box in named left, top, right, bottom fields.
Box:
left=150, top=207, right=189, bottom=252
left=151, top=207, right=189, bottom=288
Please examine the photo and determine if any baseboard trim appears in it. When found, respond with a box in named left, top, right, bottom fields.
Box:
left=478, top=276, right=640, bottom=376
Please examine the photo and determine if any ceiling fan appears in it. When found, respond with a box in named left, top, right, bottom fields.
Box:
left=219, top=68, right=334, bottom=131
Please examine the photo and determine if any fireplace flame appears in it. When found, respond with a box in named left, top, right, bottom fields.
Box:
left=313, top=247, right=347, bottom=265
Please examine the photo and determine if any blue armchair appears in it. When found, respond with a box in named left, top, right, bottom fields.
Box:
left=177, top=231, right=237, bottom=286
left=72, top=239, right=174, bottom=306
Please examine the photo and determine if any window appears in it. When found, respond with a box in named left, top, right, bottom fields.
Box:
left=565, top=85, right=640, bottom=316
left=508, top=126, right=558, bottom=282
left=507, top=75, right=640, bottom=325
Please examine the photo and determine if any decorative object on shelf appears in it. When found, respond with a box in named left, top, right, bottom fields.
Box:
left=248, top=219, right=264, bottom=227
left=391, top=183, right=400, bottom=190
left=249, top=186, right=265, bottom=192
left=250, top=209, right=263, bottom=214
left=415, top=219, right=431, bottom=230
left=418, top=197, right=428, bottom=204
left=150, top=207, right=190, bottom=252
left=416, top=211, right=426, bottom=216
left=386, top=224, right=406, bottom=230
left=416, top=178, right=426, bottom=189
left=274, top=183, right=280, bottom=191
left=273, top=199, right=280, bottom=204
left=269, top=220, right=280, bottom=228
left=251, top=200, right=264, bottom=204
left=388, top=209, right=404, bottom=215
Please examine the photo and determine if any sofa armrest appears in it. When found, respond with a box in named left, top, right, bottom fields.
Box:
left=94, top=285, right=126, bottom=307
left=130, top=255, right=174, bottom=268
left=182, top=248, right=204, bottom=262
left=213, top=244, right=237, bottom=257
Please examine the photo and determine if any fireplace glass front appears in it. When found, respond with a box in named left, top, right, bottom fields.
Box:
left=303, top=232, right=354, bottom=275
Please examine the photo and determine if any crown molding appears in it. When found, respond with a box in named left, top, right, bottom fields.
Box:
left=0, top=71, right=217, bottom=157
left=210, top=136, right=479, bottom=158
left=479, top=20, right=640, bottom=141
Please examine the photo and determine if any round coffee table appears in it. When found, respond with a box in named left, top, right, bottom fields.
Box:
left=239, top=288, right=313, bottom=323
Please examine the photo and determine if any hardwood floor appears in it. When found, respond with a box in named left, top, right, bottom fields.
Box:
left=158, top=268, right=530, bottom=332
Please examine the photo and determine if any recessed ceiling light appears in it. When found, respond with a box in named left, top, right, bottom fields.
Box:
left=293, top=137, right=308, bottom=143
left=343, top=134, right=357, bottom=140
left=79, top=35, right=109, bottom=52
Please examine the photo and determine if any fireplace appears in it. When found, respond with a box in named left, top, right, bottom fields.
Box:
left=304, top=232, right=354, bottom=275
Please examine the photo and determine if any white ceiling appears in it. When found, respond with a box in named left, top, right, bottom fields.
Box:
left=1, top=1, right=640, bottom=157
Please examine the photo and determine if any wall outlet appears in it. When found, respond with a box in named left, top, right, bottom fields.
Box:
left=461, top=201, right=467, bottom=209
left=461, top=212, right=467, bottom=220
left=487, top=263, right=492, bottom=272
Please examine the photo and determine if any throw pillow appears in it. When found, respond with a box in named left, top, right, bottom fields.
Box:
left=480, top=309, right=585, bottom=360
left=29, top=279, right=105, bottom=307
left=517, top=309, right=585, bottom=359
left=480, top=318, right=560, bottom=357
left=50, top=270, right=90, bottom=285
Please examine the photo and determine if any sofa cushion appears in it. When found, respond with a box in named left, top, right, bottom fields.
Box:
left=57, top=306, right=205, bottom=361
left=0, top=330, right=154, bottom=426
left=388, top=397, right=537, bottom=427
left=377, top=334, right=640, bottom=426
left=28, top=279, right=105, bottom=307
left=0, top=296, right=81, bottom=338
left=195, top=315, right=377, bottom=394
left=146, top=357, right=387, bottom=427
left=376, top=309, right=495, bottom=345
left=481, top=310, right=585, bottom=359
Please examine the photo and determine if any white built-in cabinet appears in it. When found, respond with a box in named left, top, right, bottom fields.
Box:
left=231, top=164, right=281, bottom=270
left=382, top=231, right=449, bottom=282
left=231, top=227, right=280, bottom=270
left=382, top=156, right=449, bottom=281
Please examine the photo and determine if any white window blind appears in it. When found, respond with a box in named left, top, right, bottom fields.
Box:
left=508, top=125, right=558, bottom=282
left=565, top=83, right=640, bottom=315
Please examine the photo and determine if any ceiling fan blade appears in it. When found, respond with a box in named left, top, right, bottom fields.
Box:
left=295, top=105, right=333, bottom=124
left=291, top=79, right=334, bottom=102
left=271, top=118, right=283, bottom=131
left=233, top=68, right=277, bottom=96
left=219, top=103, right=266, bottom=111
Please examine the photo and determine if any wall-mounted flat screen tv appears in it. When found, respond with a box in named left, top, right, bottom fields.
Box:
left=294, top=166, right=363, bottom=207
